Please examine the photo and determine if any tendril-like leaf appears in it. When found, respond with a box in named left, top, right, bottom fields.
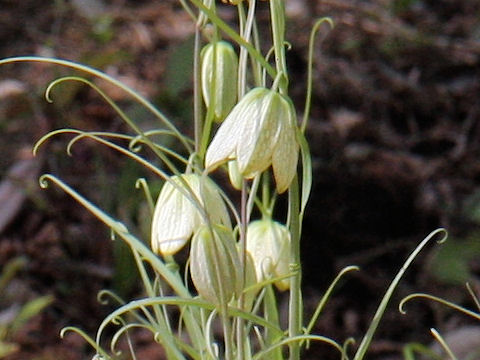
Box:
left=304, top=266, right=359, bottom=341
left=97, top=289, right=126, bottom=306
left=205, top=309, right=218, bottom=359
left=39, top=131, right=209, bottom=223
left=110, top=322, right=156, bottom=357
left=430, top=328, right=458, bottom=360
left=342, top=337, right=356, bottom=360
left=301, top=17, right=334, bottom=133
left=189, top=0, right=276, bottom=81
left=135, top=178, right=155, bottom=215
left=46, top=75, right=192, bottom=175
left=399, top=293, right=480, bottom=320
left=60, top=326, right=111, bottom=360
left=0, top=57, right=193, bottom=154
left=466, top=282, right=480, bottom=311
left=253, top=334, right=344, bottom=360
left=353, top=228, right=447, bottom=360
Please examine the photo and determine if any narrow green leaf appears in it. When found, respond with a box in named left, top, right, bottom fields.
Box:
left=10, top=296, right=54, bottom=334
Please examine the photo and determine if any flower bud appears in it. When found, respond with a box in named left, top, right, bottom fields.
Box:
left=201, top=41, right=238, bottom=122
left=205, top=87, right=299, bottom=193
left=227, top=160, right=242, bottom=190
left=151, top=174, right=231, bottom=256
left=190, top=225, right=241, bottom=304
left=246, top=219, right=291, bottom=291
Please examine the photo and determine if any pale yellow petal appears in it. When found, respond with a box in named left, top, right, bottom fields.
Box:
left=201, top=41, right=238, bottom=122
left=272, top=102, right=299, bottom=193
left=246, top=219, right=291, bottom=290
left=205, top=104, right=239, bottom=170
left=151, top=178, right=199, bottom=255
left=201, top=176, right=232, bottom=230
left=227, top=160, right=243, bottom=190
left=237, top=89, right=281, bottom=175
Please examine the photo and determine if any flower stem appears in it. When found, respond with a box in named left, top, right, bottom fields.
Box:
left=193, top=26, right=203, bottom=156
left=236, top=180, right=249, bottom=360
left=288, top=175, right=302, bottom=360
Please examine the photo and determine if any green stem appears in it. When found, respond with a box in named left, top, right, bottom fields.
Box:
left=268, top=2, right=303, bottom=359
left=301, top=17, right=334, bottom=133
left=269, top=0, right=288, bottom=93
left=193, top=27, right=203, bottom=156
left=353, top=228, right=447, bottom=360
left=189, top=0, right=277, bottom=81
left=287, top=175, right=302, bottom=360
left=0, top=57, right=193, bottom=154
left=236, top=180, right=248, bottom=360
left=235, top=2, right=257, bottom=357
left=237, top=0, right=256, bottom=98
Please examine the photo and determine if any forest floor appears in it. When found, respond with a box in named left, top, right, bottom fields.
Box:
left=0, top=0, right=480, bottom=359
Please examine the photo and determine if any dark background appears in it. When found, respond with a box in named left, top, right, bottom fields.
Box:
left=0, top=0, right=479, bottom=359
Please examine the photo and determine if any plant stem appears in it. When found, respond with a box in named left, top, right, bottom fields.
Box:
left=353, top=228, right=447, bottom=360
left=287, top=175, right=302, bottom=360
left=269, top=0, right=288, bottom=93
left=236, top=180, right=249, bottom=360
left=193, top=26, right=202, bottom=156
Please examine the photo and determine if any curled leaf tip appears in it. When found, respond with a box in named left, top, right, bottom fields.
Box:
left=135, top=178, right=147, bottom=189
left=39, top=174, right=53, bottom=189
left=433, top=228, right=448, bottom=244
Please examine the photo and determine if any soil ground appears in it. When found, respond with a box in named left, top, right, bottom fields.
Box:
left=0, top=1, right=480, bottom=359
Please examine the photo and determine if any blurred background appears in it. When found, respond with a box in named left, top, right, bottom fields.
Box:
left=0, top=0, right=479, bottom=359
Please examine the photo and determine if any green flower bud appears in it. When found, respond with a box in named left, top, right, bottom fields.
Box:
left=227, top=160, right=242, bottom=190
left=201, top=41, right=238, bottom=122
left=151, top=174, right=231, bottom=256
left=205, top=87, right=299, bottom=193
left=246, top=219, right=291, bottom=291
left=190, top=225, right=241, bottom=304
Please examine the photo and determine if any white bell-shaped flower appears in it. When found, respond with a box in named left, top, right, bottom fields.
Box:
left=246, top=218, right=291, bottom=291
left=205, top=87, right=299, bottom=193
left=151, top=174, right=231, bottom=256
left=190, top=224, right=241, bottom=304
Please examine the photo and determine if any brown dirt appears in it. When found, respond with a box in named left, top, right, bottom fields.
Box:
left=0, top=1, right=479, bottom=359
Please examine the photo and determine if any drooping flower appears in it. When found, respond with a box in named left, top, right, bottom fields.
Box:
left=246, top=218, right=291, bottom=291
left=151, top=174, right=231, bottom=256
left=201, top=41, right=238, bottom=122
left=190, top=224, right=241, bottom=304
left=205, top=87, right=298, bottom=193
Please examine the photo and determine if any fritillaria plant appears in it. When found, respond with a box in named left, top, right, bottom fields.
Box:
left=0, top=0, right=450, bottom=360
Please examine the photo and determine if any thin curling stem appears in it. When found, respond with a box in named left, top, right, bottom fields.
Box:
left=353, top=228, right=447, bottom=360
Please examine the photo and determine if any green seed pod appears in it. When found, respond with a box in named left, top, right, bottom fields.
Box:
left=246, top=219, right=291, bottom=291
left=201, top=41, right=238, bottom=122
left=190, top=225, right=241, bottom=304
left=205, top=87, right=299, bottom=193
left=151, top=174, right=231, bottom=256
